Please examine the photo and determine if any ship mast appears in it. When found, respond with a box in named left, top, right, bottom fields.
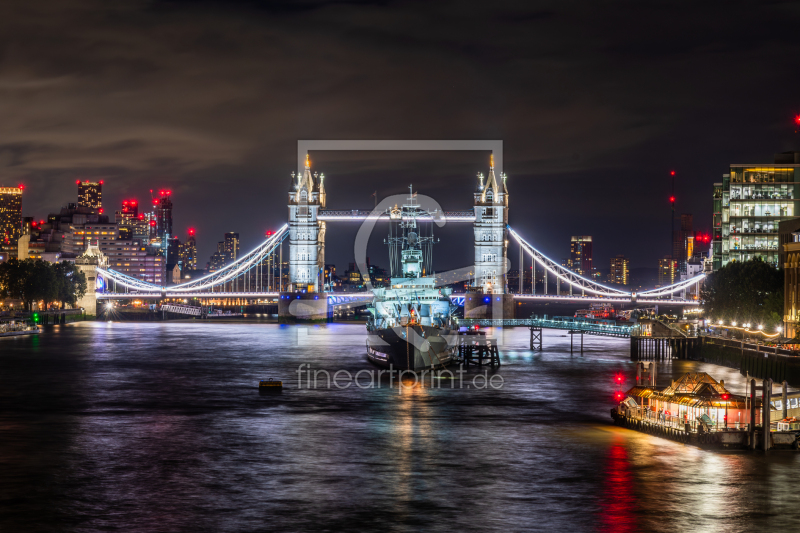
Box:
left=385, top=185, right=437, bottom=278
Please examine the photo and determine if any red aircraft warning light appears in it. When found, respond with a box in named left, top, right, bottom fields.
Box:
left=795, top=114, right=800, bottom=126
left=188, top=228, right=195, bottom=236
left=670, top=170, right=676, bottom=176
left=18, top=184, right=24, bottom=190
left=669, top=196, right=675, bottom=202
left=99, top=208, right=104, bottom=214
left=150, top=220, right=156, bottom=227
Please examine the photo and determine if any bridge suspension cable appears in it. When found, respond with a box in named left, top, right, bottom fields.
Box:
left=99, top=225, right=289, bottom=293
left=508, top=226, right=705, bottom=299
left=508, top=226, right=630, bottom=297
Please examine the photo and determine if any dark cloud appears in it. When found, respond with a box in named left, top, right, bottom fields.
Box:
left=2, top=0, right=800, bottom=270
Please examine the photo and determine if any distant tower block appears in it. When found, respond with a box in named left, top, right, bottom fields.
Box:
left=465, top=155, right=514, bottom=318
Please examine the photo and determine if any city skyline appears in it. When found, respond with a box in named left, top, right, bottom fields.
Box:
left=4, top=2, right=800, bottom=270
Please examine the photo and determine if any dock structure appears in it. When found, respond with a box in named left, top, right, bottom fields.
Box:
left=630, top=318, right=701, bottom=362
left=458, top=316, right=632, bottom=337
left=456, top=333, right=501, bottom=367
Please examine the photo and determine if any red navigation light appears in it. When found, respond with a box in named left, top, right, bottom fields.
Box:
left=669, top=196, right=675, bottom=202
left=670, top=170, right=676, bottom=176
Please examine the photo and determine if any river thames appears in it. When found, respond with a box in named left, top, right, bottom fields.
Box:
left=2, top=321, right=800, bottom=532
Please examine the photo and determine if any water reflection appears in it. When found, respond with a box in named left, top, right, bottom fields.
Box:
left=1, top=322, right=800, bottom=531
left=600, top=441, right=636, bottom=533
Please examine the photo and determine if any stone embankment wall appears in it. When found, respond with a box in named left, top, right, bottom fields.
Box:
left=688, top=338, right=800, bottom=387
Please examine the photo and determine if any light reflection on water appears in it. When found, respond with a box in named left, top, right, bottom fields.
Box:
left=1, top=322, right=799, bottom=532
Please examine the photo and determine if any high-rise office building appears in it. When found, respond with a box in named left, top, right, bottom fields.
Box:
left=179, top=228, right=198, bottom=270
left=569, top=236, right=592, bottom=276
left=155, top=192, right=173, bottom=252
left=115, top=199, right=141, bottom=240
left=712, top=153, right=800, bottom=270
left=0, top=185, right=23, bottom=248
left=657, top=257, right=677, bottom=287
left=224, top=232, right=240, bottom=264
left=608, top=255, right=629, bottom=285
left=77, top=180, right=103, bottom=210
left=673, top=214, right=693, bottom=274
left=209, top=241, right=226, bottom=272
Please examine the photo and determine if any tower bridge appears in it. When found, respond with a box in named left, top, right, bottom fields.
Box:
left=95, top=151, right=704, bottom=319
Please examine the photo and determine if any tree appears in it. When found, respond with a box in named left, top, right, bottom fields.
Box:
left=54, top=262, right=87, bottom=308
left=0, top=259, right=25, bottom=302
left=0, top=259, right=87, bottom=310
left=701, top=258, right=783, bottom=329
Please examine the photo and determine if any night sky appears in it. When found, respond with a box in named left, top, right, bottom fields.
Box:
left=4, top=0, right=800, bottom=273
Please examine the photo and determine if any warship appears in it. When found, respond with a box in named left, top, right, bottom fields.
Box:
left=365, top=189, right=458, bottom=370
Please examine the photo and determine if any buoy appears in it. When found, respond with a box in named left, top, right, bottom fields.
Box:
left=259, top=378, right=283, bottom=392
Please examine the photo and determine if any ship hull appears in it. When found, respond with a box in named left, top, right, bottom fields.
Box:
left=366, top=325, right=457, bottom=371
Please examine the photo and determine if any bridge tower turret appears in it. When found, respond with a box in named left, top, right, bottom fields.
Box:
left=465, top=155, right=514, bottom=318
left=280, top=155, right=330, bottom=320
left=287, top=154, right=323, bottom=292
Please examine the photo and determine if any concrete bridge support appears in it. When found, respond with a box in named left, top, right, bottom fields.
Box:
left=278, top=292, right=331, bottom=321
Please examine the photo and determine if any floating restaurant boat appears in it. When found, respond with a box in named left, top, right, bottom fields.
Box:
left=623, top=372, right=753, bottom=431
left=611, top=372, right=800, bottom=450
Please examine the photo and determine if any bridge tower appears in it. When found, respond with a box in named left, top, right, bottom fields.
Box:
left=74, top=242, right=107, bottom=317
left=465, top=156, right=514, bottom=318
left=280, top=155, right=330, bottom=320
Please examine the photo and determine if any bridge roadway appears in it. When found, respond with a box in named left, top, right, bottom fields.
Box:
left=97, top=291, right=698, bottom=306
left=457, top=317, right=633, bottom=337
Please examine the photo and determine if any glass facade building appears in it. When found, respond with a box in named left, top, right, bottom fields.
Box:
left=713, top=164, right=800, bottom=270
left=0, top=186, right=23, bottom=248
left=569, top=236, right=592, bottom=276
left=77, top=181, right=103, bottom=210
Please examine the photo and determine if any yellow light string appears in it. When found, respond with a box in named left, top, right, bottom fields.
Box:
left=712, top=324, right=781, bottom=338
